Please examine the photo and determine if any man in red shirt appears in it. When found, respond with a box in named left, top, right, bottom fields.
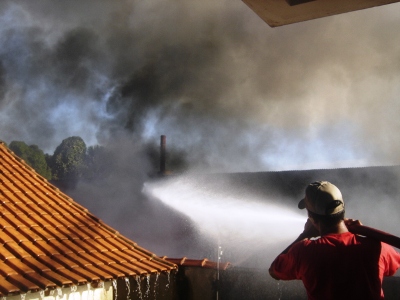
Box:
left=269, top=181, right=400, bottom=300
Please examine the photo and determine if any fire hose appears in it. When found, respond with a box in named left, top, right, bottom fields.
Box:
left=348, top=224, right=400, bottom=249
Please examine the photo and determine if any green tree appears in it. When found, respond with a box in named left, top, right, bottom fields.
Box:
left=50, top=136, right=87, bottom=181
left=9, top=141, right=52, bottom=179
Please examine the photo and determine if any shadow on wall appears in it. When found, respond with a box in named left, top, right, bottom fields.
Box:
left=131, top=265, right=400, bottom=300
left=171, top=266, right=400, bottom=300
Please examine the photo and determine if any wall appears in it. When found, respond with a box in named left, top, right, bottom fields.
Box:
left=7, top=268, right=399, bottom=300
left=174, top=266, right=400, bottom=300
left=6, top=282, right=113, bottom=300
left=113, top=272, right=177, bottom=300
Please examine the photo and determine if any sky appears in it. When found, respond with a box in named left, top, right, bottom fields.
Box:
left=1, top=0, right=400, bottom=172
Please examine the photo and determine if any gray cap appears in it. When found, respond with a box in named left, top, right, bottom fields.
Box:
left=298, top=181, right=344, bottom=216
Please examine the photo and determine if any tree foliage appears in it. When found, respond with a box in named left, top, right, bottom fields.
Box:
left=49, top=136, right=87, bottom=181
left=8, top=135, right=190, bottom=186
left=9, top=141, right=52, bottom=179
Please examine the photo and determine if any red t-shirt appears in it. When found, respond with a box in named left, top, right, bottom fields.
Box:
left=270, top=232, right=400, bottom=300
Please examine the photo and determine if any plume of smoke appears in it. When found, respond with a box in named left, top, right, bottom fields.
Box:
left=0, top=1, right=400, bottom=170
left=2, top=0, right=400, bottom=269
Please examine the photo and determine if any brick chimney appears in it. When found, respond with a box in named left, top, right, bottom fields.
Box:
left=160, top=135, right=166, bottom=175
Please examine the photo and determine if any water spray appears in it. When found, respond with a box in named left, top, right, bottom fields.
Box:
left=143, top=174, right=305, bottom=267
left=216, top=245, right=223, bottom=300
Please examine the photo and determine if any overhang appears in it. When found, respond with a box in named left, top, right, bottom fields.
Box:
left=242, top=0, right=400, bottom=27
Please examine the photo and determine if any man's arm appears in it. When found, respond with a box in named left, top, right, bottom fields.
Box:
left=269, top=218, right=319, bottom=280
left=345, top=219, right=400, bottom=249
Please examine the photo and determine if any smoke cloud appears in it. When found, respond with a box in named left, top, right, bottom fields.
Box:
left=0, top=1, right=400, bottom=170
left=2, top=0, right=400, bottom=265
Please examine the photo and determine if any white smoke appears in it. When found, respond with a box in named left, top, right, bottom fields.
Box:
left=0, top=1, right=399, bottom=170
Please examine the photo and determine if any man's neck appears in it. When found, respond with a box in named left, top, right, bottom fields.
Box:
left=320, top=221, right=349, bottom=236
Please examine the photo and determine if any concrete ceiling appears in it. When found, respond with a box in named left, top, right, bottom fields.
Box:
left=242, top=0, right=400, bottom=27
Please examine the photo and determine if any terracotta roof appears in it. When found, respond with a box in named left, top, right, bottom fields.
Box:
left=0, top=142, right=176, bottom=296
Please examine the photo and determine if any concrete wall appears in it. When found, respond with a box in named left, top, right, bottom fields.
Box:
left=113, top=272, right=177, bottom=300
left=7, top=282, right=113, bottom=300
left=10, top=268, right=399, bottom=300
left=173, top=266, right=400, bottom=300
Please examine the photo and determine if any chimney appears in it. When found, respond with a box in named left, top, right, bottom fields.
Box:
left=160, top=135, right=166, bottom=175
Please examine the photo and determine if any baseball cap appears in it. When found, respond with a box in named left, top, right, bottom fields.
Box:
left=298, top=181, right=344, bottom=216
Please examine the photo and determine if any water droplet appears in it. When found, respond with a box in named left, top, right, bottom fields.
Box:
left=135, top=276, right=143, bottom=300
left=125, top=277, right=131, bottom=300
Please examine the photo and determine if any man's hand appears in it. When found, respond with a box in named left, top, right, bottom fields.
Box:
left=344, top=218, right=362, bottom=231
left=300, top=218, right=320, bottom=239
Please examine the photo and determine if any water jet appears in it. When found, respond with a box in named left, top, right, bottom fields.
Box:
left=143, top=173, right=305, bottom=268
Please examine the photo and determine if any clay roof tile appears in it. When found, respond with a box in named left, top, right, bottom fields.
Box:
left=0, top=143, right=176, bottom=295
